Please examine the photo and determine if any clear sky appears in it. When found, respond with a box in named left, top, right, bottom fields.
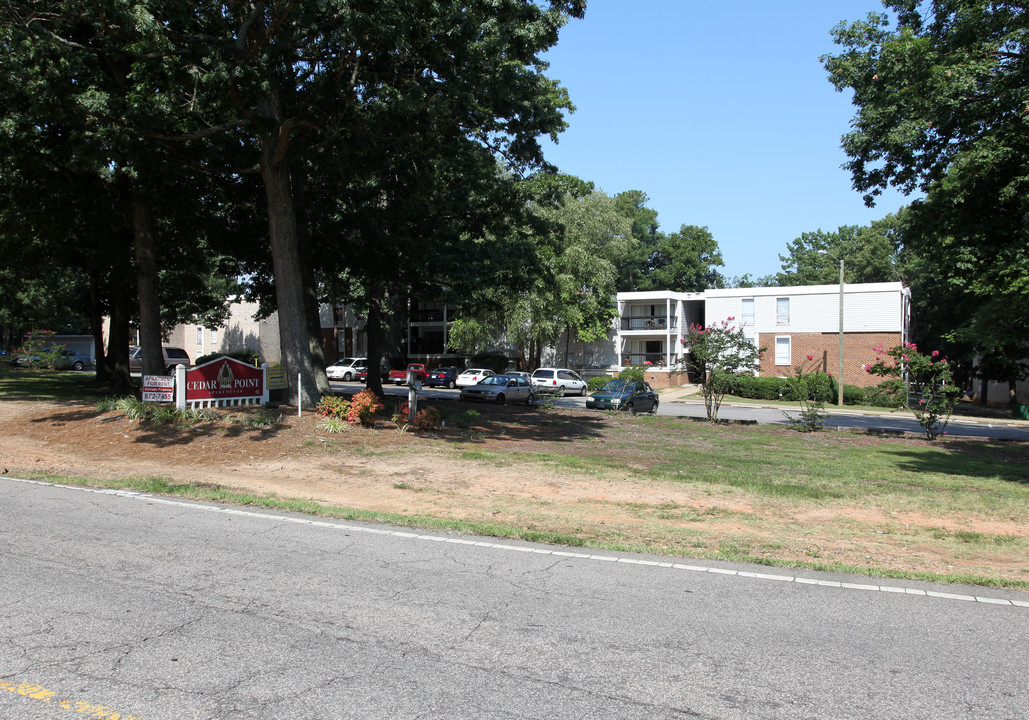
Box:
left=540, top=0, right=914, bottom=282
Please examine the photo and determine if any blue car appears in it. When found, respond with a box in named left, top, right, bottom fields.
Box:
left=585, top=379, right=659, bottom=414
left=425, top=366, right=460, bottom=389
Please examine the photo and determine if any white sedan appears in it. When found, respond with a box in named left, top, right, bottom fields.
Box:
left=455, top=368, right=496, bottom=388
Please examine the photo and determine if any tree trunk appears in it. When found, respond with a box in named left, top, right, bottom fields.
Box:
left=131, top=182, right=165, bottom=378
left=258, top=123, right=322, bottom=408
left=106, top=255, right=134, bottom=394
left=291, top=158, right=332, bottom=396
left=87, top=270, right=108, bottom=384
left=364, top=277, right=385, bottom=398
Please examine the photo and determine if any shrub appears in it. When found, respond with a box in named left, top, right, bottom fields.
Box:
left=619, top=365, right=645, bottom=383
left=315, top=395, right=351, bottom=419
left=587, top=375, right=613, bottom=392
left=863, top=379, right=905, bottom=408
left=394, top=403, right=443, bottom=431
left=347, top=389, right=384, bottom=426
left=842, top=384, right=866, bottom=406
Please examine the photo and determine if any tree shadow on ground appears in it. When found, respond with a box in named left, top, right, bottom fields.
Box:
left=877, top=438, right=1029, bottom=486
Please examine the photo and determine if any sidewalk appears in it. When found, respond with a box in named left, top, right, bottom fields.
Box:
left=658, top=385, right=1029, bottom=428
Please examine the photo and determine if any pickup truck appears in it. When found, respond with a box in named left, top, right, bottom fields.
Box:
left=389, top=363, right=428, bottom=386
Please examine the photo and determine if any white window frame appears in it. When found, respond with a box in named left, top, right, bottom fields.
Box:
left=776, top=297, right=790, bottom=325
left=774, top=336, right=791, bottom=366
left=741, top=298, right=755, bottom=326
left=210, top=328, right=218, bottom=344
left=195, top=326, right=203, bottom=345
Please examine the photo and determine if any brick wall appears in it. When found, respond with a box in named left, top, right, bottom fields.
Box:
left=645, top=370, right=692, bottom=389
left=758, top=332, right=902, bottom=387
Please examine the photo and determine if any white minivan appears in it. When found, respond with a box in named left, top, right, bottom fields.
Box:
left=326, top=357, right=367, bottom=381
left=530, top=368, right=587, bottom=396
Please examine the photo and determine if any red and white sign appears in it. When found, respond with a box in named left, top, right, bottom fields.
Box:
left=185, top=357, right=264, bottom=402
left=142, top=375, right=175, bottom=403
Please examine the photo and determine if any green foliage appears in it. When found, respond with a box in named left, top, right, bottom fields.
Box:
left=315, top=395, right=351, bottom=420
left=587, top=375, right=614, bottom=392
left=318, top=417, right=349, bottom=434
left=440, top=407, right=481, bottom=429
left=618, top=365, right=645, bottom=383
left=824, top=2, right=1029, bottom=369
left=865, top=343, right=959, bottom=439
left=842, top=385, right=867, bottom=406
left=469, top=354, right=511, bottom=376
left=17, top=330, right=64, bottom=370
left=394, top=404, right=443, bottom=432
left=784, top=356, right=829, bottom=432
left=863, top=380, right=906, bottom=408
left=639, top=224, right=725, bottom=292
left=195, top=350, right=262, bottom=367
left=684, top=320, right=764, bottom=421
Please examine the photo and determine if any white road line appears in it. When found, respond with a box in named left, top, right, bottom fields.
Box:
left=8, top=476, right=1028, bottom=609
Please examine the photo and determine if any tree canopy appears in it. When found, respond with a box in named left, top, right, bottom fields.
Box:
left=823, top=0, right=1029, bottom=396
left=0, top=0, right=586, bottom=403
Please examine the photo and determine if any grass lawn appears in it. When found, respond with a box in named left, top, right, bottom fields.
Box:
left=3, top=364, right=1028, bottom=588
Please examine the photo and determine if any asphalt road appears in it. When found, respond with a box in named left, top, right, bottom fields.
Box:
left=336, top=381, right=1029, bottom=441
left=2, top=478, right=1027, bottom=720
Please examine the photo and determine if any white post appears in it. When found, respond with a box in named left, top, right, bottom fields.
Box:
left=175, top=364, right=187, bottom=411
left=261, top=363, right=270, bottom=405
left=407, top=370, right=419, bottom=423
left=297, top=373, right=302, bottom=417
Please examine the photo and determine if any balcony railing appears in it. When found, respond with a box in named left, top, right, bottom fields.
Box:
left=621, top=316, right=677, bottom=331
left=410, top=309, right=446, bottom=323
left=621, top=353, right=681, bottom=368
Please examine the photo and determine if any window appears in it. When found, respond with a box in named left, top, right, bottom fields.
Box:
left=741, top=298, right=755, bottom=325
left=210, top=328, right=218, bottom=344
left=776, top=297, right=790, bottom=325
left=775, top=336, right=791, bottom=366
left=195, top=326, right=203, bottom=344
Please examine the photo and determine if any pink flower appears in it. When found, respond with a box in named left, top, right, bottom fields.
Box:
left=931, top=350, right=939, bottom=357
left=727, top=316, right=735, bottom=321
left=806, top=354, right=814, bottom=361
left=901, top=354, right=909, bottom=362
left=758, top=352, right=765, bottom=358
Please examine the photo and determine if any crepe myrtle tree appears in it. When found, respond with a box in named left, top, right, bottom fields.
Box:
left=681, top=318, right=764, bottom=422
left=864, top=342, right=959, bottom=440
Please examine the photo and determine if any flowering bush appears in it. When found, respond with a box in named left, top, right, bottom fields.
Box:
left=393, top=403, right=443, bottom=432
left=864, top=342, right=958, bottom=440
left=784, top=354, right=828, bottom=432
left=681, top=318, right=764, bottom=421
left=347, top=389, right=385, bottom=427
left=315, top=395, right=351, bottom=419
left=18, top=330, right=63, bottom=369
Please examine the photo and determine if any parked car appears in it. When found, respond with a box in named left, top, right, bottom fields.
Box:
left=128, top=346, right=191, bottom=375
left=353, top=366, right=369, bottom=382
left=586, top=379, right=659, bottom=413
left=11, top=348, right=93, bottom=371
left=530, top=367, right=587, bottom=396
left=425, top=366, right=460, bottom=389
left=455, top=368, right=496, bottom=388
left=326, top=357, right=367, bottom=381
left=460, top=374, right=536, bottom=404
left=56, top=349, right=93, bottom=371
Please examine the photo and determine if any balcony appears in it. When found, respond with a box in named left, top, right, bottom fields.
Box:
left=621, top=316, right=677, bottom=331
left=622, top=353, right=681, bottom=368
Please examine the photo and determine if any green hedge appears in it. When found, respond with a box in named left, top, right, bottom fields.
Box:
left=587, top=375, right=614, bottom=392
left=716, top=372, right=838, bottom=403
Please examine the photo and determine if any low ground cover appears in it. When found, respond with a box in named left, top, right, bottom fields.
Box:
left=1, top=365, right=1027, bottom=588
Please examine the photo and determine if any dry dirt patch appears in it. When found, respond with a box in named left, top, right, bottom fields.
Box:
left=2, top=398, right=1027, bottom=583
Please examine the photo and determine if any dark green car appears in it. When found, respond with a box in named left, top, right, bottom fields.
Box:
left=585, top=379, right=659, bottom=414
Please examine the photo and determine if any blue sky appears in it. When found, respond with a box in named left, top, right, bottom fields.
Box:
left=540, top=1, right=914, bottom=282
